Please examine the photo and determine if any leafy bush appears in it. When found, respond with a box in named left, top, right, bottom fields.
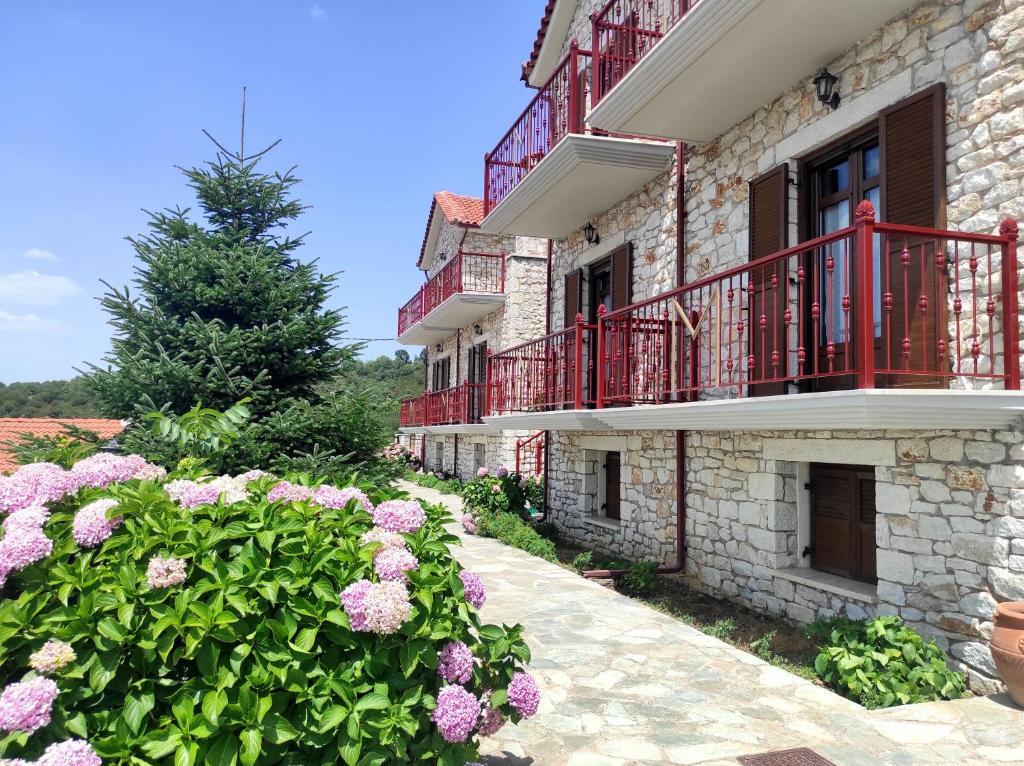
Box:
left=460, top=468, right=534, bottom=522
left=810, top=616, right=966, bottom=709
left=620, top=561, right=658, bottom=594
left=4, top=424, right=104, bottom=469
left=705, top=618, right=737, bottom=641
left=473, top=511, right=557, bottom=563
left=571, top=552, right=593, bottom=573
left=402, top=471, right=462, bottom=496
left=0, top=459, right=540, bottom=764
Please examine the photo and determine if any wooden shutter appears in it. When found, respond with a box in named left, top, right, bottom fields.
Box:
left=604, top=452, right=621, bottom=521
left=610, top=243, right=633, bottom=310
left=748, top=165, right=789, bottom=395
left=857, top=471, right=877, bottom=581
left=563, top=269, right=582, bottom=327
left=810, top=463, right=877, bottom=583
left=880, top=84, right=947, bottom=387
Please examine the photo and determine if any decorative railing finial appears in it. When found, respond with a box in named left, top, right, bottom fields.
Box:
left=855, top=199, right=875, bottom=223
left=1000, top=218, right=1019, bottom=239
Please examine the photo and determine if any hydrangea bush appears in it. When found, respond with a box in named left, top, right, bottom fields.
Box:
left=0, top=459, right=538, bottom=764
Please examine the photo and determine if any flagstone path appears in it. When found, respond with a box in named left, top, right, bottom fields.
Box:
left=399, top=481, right=1024, bottom=766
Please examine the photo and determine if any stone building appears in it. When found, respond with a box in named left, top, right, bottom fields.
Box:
left=478, top=0, right=1024, bottom=693
left=395, top=191, right=547, bottom=481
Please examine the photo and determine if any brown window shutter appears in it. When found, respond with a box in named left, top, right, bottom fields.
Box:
left=748, top=165, right=788, bottom=261
left=880, top=83, right=946, bottom=228
left=610, top=243, right=633, bottom=310
left=604, top=451, right=621, bottom=521
left=563, top=269, right=582, bottom=327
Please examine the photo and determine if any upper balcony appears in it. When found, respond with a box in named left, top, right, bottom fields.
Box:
left=398, top=383, right=493, bottom=433
left=481, top=44, right=675, bottom=239
left=484, top=210, right=1024, bottom=432
left=586, top=0, right=919, bottom=143
left=396, top=250, right=506, bottom=346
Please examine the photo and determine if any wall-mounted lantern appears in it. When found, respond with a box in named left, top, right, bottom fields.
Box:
left=813, top=68, right=840, bottom=111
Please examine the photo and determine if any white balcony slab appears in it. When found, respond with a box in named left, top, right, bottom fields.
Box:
left=396, top=292, right=506, bottom=346
left=587, top=0, right=918, bottom=143
left=482, top=409, right=605, bottom=431
left=424, top=423, right=501, bottom=435
left=479, top=135, right=675, bottom=238
left=589, top=390, right=1024, bottom=432
left=398, top=427, right=428, bottom=435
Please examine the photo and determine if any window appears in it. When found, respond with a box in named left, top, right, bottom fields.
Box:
left=473, top=443, right=485, bottom=472
left=434, top=442, right=444, bottom=472
left=809, top=463, right=877, bottom=583
left=431, top=357, right=451, bottom=392
left=600, top=451, right=621, bottom=521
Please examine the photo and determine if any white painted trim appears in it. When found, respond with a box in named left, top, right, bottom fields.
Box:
left=774, top=69, right=913, bottom=162
left=771, top=567, right=878, bottom=604
left=762, top=438, right=896, bottom=467
left=526, top=0, right=580, bottom=87
left=584, top=515, right=622, bottom=531
left=578, top=435, right=629, bottom=453
left=577, top=230, right=627, bottom=268
left=796, top=463, right=812, bottom=570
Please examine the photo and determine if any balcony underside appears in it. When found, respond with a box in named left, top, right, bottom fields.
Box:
left=397, top=293, right=506, bottom=346
left=480, top=135, right=676, bottom=238
left=482, top=390, right=1024, bottom=432
left=587, top=0, right=918, bottom=143
left=399, top=424, right=500, bottom=435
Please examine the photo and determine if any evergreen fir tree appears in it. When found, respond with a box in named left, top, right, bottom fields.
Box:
left=86, top=144, right=352, bottom=419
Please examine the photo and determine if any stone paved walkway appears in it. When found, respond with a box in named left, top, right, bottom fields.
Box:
left=399, top=482, right=1024, bottom=766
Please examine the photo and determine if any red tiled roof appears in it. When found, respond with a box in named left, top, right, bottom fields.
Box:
left=522, top=0, right=560, bottom=83
left=0, top=418, right=124, bottom=473
left=417, top=192, right=485, bottom=268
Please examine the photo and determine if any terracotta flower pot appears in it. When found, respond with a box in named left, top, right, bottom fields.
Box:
left=991, top=601, right=1024, bottom=706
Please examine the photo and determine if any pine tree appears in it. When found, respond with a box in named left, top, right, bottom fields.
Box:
left=86, top=145, right=352, bottom=419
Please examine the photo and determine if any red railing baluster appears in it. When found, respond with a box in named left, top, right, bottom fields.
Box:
left=1000, top=219, right=1020, bottom=389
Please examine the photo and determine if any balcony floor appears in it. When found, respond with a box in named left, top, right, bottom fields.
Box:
left=397, top=292, right=506, bottom=346
left=587, top=0, right=918, bottom=143
left=480, top=134, right=675, bottom=238
left=482, top=389, right=1024, bottom=433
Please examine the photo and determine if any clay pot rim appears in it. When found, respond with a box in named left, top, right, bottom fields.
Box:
left=995, top=601, right=1024, bottom=621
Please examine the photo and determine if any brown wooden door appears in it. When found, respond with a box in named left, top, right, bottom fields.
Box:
left=810, top=463, right=877, bottom=583
left=748, top=165, right=789, bottom=396
left=603, top=451, right=621, bottom=521
left=467, top=342, right=487, bottom=422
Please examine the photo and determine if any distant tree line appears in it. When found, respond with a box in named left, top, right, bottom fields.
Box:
left=0, top=379, right=105, bottom=418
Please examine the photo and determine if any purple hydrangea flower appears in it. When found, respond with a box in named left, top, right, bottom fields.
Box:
left=0, top=525, right=53, bottom=573
left=72, top=499, right=121, bottom=547
left=459, top=570, right=486, bottom=610
left=506, top=671, right=540, bottom=717
left=430, top=685, right=480, bottom=743
left=146, top=556, right=187, bottom=589
left=372, top=500, right=426, bottom=533
left=0, top=676, right=59, bottom=734
left=267, top=481, right=315, bottom=504
left=38, top=739, right=102, bottom=766
left=314, top=485, right=373, bottom=512
left=437, top=641, right=474, bottom=684
left=373, top=547, right=419, bottom=582
left=71, top=453, right=149, bottom=488
left=496, top=467, right=509, bottom=478
left=477, top=704, right=505, bottom=736
left=4, top=505, right=51, bottom=532
left=341, top=580, right=411, bottom=635
left=340, top=580, right=373, bottom=632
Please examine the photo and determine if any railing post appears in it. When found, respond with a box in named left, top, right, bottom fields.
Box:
left=483, top=152, right=491, bottom=217
left=574, top=313, right=585, bottom=410
left=1001, top=218, right=1020, bottom=390
left=590, top=12, right=601, bottom=104
left=854, top=200, right=876, bottom=389
left=485, top=349, right=494, bottom=416
left=500, top=250, right=507, bottom=294
left=456, top=250, right=464, bottom=294
left=596, top=304, right=607, bottom=408
left=515, top=437, right=522, bottom=475
left=568, top=40, right=581, bottom=135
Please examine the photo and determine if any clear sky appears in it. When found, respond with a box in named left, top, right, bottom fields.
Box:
left=0, top=1, right=542, bottom=383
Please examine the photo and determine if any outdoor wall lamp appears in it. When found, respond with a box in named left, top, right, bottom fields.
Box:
left=583, top=221, right=600, bottom=245
left=435, top=343, right=442, bottom=352
left=473, top=323, right=483, bottom=335
left=813, top=68, right=840, bottom=111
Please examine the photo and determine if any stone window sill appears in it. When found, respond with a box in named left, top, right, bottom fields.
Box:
left=771, top=567, right=878, bottom=604
left=583, top=516, right=622, bottom=531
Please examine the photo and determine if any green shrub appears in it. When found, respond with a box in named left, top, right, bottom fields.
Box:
left=705, top=618, right=737, bottom=641
left=0, top=471, right=537, bottom=764
left=811, top=616, right=966, bottom=709
left=620, top=561, right=658, bottom=594
left=474, top=510, right=557, bottom=563
left=5, top=423, right=103, bottom=469
left=403, top=470, right=463, bottom=495
left=460, top=470, right=531, bottom=522
left=571, top=552, right=593, bottom=573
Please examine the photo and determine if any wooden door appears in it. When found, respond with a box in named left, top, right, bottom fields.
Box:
left=810, top=463, right=877, bottom=583
left=603, top=452, right=621, bottom=521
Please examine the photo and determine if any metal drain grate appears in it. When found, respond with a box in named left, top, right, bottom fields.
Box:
left=738, top=748, right=839, bottom=766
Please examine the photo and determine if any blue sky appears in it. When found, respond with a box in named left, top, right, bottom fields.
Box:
left=0, top=1, right=541, bottom=383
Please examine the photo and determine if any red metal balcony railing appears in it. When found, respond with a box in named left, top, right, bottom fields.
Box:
left=484, top=45, right=592, bottom=216
left=397, top=250, right=506, bottom=337
left=400, top=383, right=488, bottom=427
left=486, top=319, right=598, bottom=414
left=597, top=205, right=1020, bottom=405
left=515, top=431, right=546, bottom=477
left=591, top=0, right=698, bottom=104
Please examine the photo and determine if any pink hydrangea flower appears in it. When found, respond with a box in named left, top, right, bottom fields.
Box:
left=477, top=704, right=505, bottom=736
left=4, top=505, right=51, bottom=532
left=496, top=467, right=509, bottom=478
left=146, top=557, right=187, bottom=589
left=373, top=547, right=418, bottom=582
left=71, top=453, right=149, bottom=488
left=267, top=481, right=314, bottom=503
left=437, top=641, right=474, bottom=684
left=29, top=640, right=76, bottom=675
left=71, top=499, right=121, bottom=547
left=314, top=485, right=373, bottom=512
left=430, top=685, right=480, bottom=743
left=0, top=676, right=59, bottom=734
left=0, top=475, right=37, bottom=514
left=460, top=514, right=476, bottom=535
left=476, top=467, right=489, bottom=477
left=490, top=484, right=501, bottom=493
left=341, top=579, right=411, bottom=634
left=132, top=463, right=167, bottom=481
left=359, top=528, right=406, bottom=549
left=507, top=671, right=540, bottom=717
left=38, top=739, right=102, bottom=766
left=0, top=525, right=53, bottom=572
left=371, top=500, right=426, bottom=533
left=459, top=570, right=486, bottom=610
left=165, top=475, right=250, bottom=508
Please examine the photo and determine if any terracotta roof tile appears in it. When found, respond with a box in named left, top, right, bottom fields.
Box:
left=522, top=0, right=560, bottom=83
left=417, top=192, right=485, bottom=267
left=0, top=418, right=124, bottom=473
